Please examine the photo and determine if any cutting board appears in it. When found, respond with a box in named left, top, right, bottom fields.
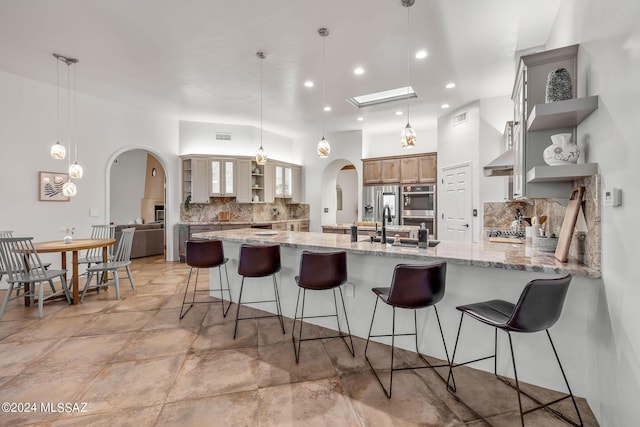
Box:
left=555, top=186, right=585, bottom=262
left=489, top=237, right=523, bottom=244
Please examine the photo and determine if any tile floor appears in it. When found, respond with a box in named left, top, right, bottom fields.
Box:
left=0, top=256, right=599, bottom=426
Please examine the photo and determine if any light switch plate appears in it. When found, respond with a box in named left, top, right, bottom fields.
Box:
left=89, top=208, right=99, bottom=217
left=603, top=188, right=621, bottom=207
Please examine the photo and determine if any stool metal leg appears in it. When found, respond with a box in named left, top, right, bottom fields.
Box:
left=218, top=264, right=231, bottom=317
left=506, top=331, right=525, bottom=426
left=233, top=277, right=245, bottom=340
left=272, top=274, right=285, bottom=334
left=334, top=287, right=355, bottom=356
left=178, top=266, right=196, bottom=319
left=292, top=287, right=306, bottom=363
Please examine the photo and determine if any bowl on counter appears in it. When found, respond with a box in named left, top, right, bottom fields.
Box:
left=533, top=236, right=558, bottom=252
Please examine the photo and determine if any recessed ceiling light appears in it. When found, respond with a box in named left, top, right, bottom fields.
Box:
left=304, top=80, right=314, bottom=88
left=357, top=116, right=364, bottom=121
left=395, top=111, right=403, bottom=116
left=445, top=82, right=456, bottom=89
left=415, top=50, right=428, bottom=59
left=353, top=67, right=365, bottom=75
left=346, top=86, right=417, bottom=108
left=324, top=106, right=332, bottom=112
left=441, top=103, right=450, bottom=109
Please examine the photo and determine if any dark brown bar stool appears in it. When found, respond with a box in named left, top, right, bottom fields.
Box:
left=447, top=274, right=582, bottom=427
left=234, top=243, right=285, bottom=339
left=179, top=240, right=231, bottom=319
left=292, top=250, right=354, bottom=363
left=365, top=262, right=450, bottom=398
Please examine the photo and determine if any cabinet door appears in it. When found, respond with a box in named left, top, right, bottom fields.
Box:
left=363, top=160, right=381, bottom=184
left=275, top=165, right=284, bottom=197
left=210, top=159, right=235, bottom=197
left=289, top=166, right=302, bottom=203
left=380, top=159, right=400, bottom=183
left=223, top=160, right=235, bottom=196
left=191, top=158, right=210, bottom=203
left=512, top=122, right=524, bottom=198
left=400, top=157, right=419, bottom=184
left=418, top=155, right=437, bottom=183
left=263, top=162, right=275, bottom=203
left=284, top=167, right=292, bottom=198
left=235, top=159, right=251, bottom=203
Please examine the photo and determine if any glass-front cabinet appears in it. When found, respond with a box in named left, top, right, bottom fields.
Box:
left=210, top=158, right=235, bottom=197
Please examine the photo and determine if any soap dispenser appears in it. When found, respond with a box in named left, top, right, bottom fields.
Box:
left=418, top=223, right=429, bottom=249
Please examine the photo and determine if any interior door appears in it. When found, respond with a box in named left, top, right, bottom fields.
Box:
left=442, top=163, right=472, bottom=242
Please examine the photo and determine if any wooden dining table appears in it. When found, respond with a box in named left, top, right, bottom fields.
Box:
left=32, top=238, right=116, bottom=305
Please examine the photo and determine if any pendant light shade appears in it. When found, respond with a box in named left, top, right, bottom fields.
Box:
left=69, top=162, right=83, bottom=179
left=317, top=137, right=330, bottom=158
left=50, top=142, right=66, bottom=159
left=62, top=181, right=77, bottom=197
left=317, top=27, right=330, bottom=158
left=255, top=51, right=268, bottom=165
left=401, top=123, right=416, bottom=148
left=401, top=0, right=416, bottom=149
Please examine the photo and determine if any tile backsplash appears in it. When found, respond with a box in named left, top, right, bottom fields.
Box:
left=181, top=199, right=309, bottom=223
left=483, top=175, right=601, bottom=270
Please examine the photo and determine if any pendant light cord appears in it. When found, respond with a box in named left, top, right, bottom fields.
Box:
left=66, top=61, right=71, bottom=169
left=406, top=4, right=411, bottom=123
left=74, top=62, right=78, bottom=163
left=322, top=32, right=326, bottom=137
left=56, top=59, right=60, bottom=142
left=260, top=54, right=263, bottom=149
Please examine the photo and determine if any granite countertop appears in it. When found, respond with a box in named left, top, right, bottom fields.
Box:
left=322, top=223, right=420, bottom=233
left=180, top=219, right=309, bottom=225
left=192, top=229, right=601, bottom=279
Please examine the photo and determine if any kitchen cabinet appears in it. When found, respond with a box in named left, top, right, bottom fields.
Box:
left=236, top=159, right=252, bottom=203
left=182, top=157, right=210, bottom=204
left=271, top=222, right=287, bottom=231
left=274, top=162, right=302, bottom=203
left=380, top=159, right=400, bottom=183
left=210, top=158, right=235, bottom=197
left=401, top=154, right=437, bottom=184
left=363, top=160, right=381, bottom=184
left=511, top=44, right=598, bottom=199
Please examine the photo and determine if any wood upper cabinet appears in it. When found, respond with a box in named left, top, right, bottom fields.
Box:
left=400, top=157, right=419, bottom=184
left=363, top=160, right=381, bottom=184
left=380, top=159, right=400, bottom=183
left=418, top=155, right=437, bottom=182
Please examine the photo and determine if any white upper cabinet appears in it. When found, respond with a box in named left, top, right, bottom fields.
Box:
left=210, top=158, right=235, bottom=197
left=182, top=157, right=210, bottom=203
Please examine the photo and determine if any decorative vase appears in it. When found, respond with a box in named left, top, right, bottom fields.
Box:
left=545, top=68, right=573, bottom=103
left=543, top=133, right=580, bottom=165
left=63, top=235, right=73, bottom=244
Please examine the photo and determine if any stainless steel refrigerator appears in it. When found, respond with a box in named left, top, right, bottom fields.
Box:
left=362, top=185, right=401, bottom=226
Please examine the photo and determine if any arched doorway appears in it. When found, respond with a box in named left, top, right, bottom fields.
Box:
left=320, top=159, right=360, bottom=225
left=106, top=147, right=172, bottom=260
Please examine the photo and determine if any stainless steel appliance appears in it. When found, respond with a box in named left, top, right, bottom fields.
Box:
left=401, top=185, right=436, bottom=232
left=362, top=185, right=400, bottom=226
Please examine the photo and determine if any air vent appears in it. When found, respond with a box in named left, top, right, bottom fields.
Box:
left=215, top=133, right=232, bottom=141
left=452, top=112, right=467, bottom=126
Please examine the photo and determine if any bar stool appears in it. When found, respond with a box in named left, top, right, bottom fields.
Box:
left=447, top=274, right=582, bottom=427
left=179, top=239, right=232, bottom=319
left=365, top=262, right=450, bottom=398
left=292, top=250, right=354, bottom=363
left=234, top=243, right=284, bottom=339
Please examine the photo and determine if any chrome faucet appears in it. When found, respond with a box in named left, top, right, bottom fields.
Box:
left=381, top=205, right=392, bottom=244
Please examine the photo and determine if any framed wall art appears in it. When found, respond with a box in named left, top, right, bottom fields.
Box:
left=39, top=171, right=70, bottom=202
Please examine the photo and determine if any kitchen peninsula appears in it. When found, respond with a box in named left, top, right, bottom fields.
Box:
left=193, top=228, right=601, bottom=397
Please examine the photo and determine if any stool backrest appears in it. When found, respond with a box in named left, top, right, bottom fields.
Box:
left=387, top=262, right=446, bottom=308
left=186, top=239, right=224, bottom=268
left=506, top=274, right=572, bottom=332
left=238, top=244, right=281, bottom=277
left=297, top=250, right=347, bottom=289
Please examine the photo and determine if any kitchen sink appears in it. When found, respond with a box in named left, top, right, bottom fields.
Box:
left=360, top=237, right=440, bottom=247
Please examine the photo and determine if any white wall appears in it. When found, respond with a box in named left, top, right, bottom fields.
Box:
left=545, top=1, right=640, bottom=425
left=0, top=70, right=180, bottom=263
left=335, top=169, right=358, bottom=224
left=363, top=127, right=438, bottom=158
left=109, top=150, right=147, bottom=225
left=179, top=120, right=295, bottom=163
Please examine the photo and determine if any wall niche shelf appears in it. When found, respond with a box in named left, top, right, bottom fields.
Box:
left=527, top=96, right=599, bottom=132
left=527, top=163, right=598, bottom=183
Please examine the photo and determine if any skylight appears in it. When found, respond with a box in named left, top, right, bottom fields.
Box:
left=346, top=86, right=417, bottom=108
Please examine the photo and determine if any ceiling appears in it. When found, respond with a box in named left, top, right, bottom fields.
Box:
left=0, top=0, right=561, bottom=139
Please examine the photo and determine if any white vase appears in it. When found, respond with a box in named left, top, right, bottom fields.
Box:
left=63, top=235, right=73, bottom=244
left=543, top=133, right=580, bottom=165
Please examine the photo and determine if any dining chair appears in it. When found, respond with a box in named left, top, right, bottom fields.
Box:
left=80, top=228, right=135, bottom=301
left=0, top=231, right=11, bottom=282
left=0, top=236, right=71, bottom=319
left=79, top=224, right=116, bottom=268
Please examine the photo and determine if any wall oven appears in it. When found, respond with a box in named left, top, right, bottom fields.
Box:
left=401, top=185, right=436, bottom=232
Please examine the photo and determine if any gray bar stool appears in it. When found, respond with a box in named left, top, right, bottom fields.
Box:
left=179, top=239, right=231, bottom=319
left=447, top=274, right=583, bottom=426
left=292, top=250, right=354, bottom=363
left=365, top=261, right=450, bottom=398
left=234, top=243, right=284, bottom=339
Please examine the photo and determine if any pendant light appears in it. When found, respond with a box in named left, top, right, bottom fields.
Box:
left=68, top=60, right=83, bottom=178
left=50, top=57, right=66, bottom=159
left=317, top=27, right=330, bottom=158
left=255, top=51, right=267, bottom=165
left=400, top=0, right=416, bottom=149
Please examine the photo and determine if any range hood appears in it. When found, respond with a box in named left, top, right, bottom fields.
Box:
left=483, top=148, right=514, bottom=177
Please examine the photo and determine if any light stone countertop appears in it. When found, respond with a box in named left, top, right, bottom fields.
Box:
left=179, top=219, right=309, bottom=226
left=192, top=229, right=601, bottom=279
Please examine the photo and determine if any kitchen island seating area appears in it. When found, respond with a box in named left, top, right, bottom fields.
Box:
left=179, top=239, right=231, bottom=320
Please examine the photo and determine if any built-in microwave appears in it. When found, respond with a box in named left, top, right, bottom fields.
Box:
left=401, top=185, right=435, bottom=219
